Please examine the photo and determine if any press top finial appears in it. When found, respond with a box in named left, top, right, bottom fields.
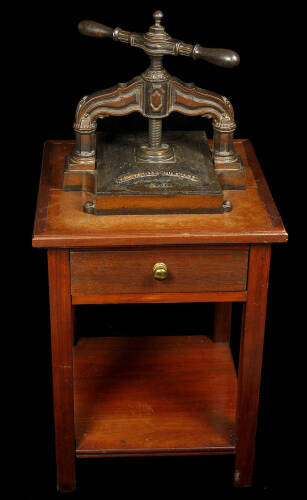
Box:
left=153, top=10, right=163, bottom=26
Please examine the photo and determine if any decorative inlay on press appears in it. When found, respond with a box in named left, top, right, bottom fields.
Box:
left=70, top=11, right=241, bottom=170
left=65, top=11, right=245, bottom=214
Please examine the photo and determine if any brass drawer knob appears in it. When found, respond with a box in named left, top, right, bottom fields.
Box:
left=153, top=262, right=168, bottom=280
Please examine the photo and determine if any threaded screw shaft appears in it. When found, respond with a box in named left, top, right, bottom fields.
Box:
left=148, top=118, right=162, bottom=149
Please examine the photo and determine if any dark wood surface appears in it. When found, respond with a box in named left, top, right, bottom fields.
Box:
left=234, top=245, right=271, bottom=486
left=71, top=290, right=247, bottom=305
left=48, top=249, right=76, bottom=492
left=32, top=137, right=287, bottom=490
left=19, top=1, right=297, bottom=495
left=32, top=139, right=287, bottom=248
left=213, top=303, right=232, bottom=342
left=70, top=246, right=248, bottom=296
left=74, top=335, right=237, bottom=457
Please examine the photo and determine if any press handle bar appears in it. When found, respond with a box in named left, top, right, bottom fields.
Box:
left=77, top=19, right=240, bottom=68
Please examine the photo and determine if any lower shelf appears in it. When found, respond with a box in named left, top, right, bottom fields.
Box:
left=73, top=335, right=237, bottom=458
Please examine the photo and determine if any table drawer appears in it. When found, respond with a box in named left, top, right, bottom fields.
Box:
left=70, top=246, right=249, bottom=296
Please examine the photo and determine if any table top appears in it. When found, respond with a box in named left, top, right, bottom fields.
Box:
left=32, top=138, right=287, bottom=248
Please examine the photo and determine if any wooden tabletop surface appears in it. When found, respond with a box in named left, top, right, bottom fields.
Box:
left=32, top=138, right=287, bottom=248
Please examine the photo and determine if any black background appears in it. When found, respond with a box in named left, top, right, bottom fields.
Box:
left=17, top=1, right=301, bottom=498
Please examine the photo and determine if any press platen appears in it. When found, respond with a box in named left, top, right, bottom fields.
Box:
left=64, top=11, right=246, bottom=214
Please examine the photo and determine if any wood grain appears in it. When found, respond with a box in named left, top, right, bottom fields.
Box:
left=32, top=138, right=286, bottom=489
left=73, top=335, right=237, bottom=456
left=32, top=139, right=288, bottom=248
left=72, top=291, right=247, bottom=305
left=48, top=249, right=76, bottom=492
left=70, top=246, right=249, bottom=296
left=213, top=303, right=232, bottom=342
left=234, top=244, right=271, bottom=487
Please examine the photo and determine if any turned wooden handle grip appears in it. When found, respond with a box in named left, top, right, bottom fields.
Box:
left=78, top=20, right=114, bottom=39
left=193, top=45, right=240, bottom=68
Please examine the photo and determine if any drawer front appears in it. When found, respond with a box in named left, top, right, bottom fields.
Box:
left=70, top=246, right=248, bottom=296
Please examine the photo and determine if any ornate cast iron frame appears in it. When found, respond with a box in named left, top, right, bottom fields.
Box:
left=67, top=11, right=245, bottom=207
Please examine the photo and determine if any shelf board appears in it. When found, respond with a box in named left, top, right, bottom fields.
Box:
left=74, top=335, right=237, bottom=458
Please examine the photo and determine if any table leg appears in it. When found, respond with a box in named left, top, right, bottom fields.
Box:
left=48, top=249, right=76, bottom=492
left=213, top=303, right=232, bottom=342
left=234, top=244, right=271, bottom=487
left=72, top=304, right=76, bottom=345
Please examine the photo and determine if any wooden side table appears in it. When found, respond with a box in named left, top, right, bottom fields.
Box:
left=32, top=138, right=287, bottom=492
